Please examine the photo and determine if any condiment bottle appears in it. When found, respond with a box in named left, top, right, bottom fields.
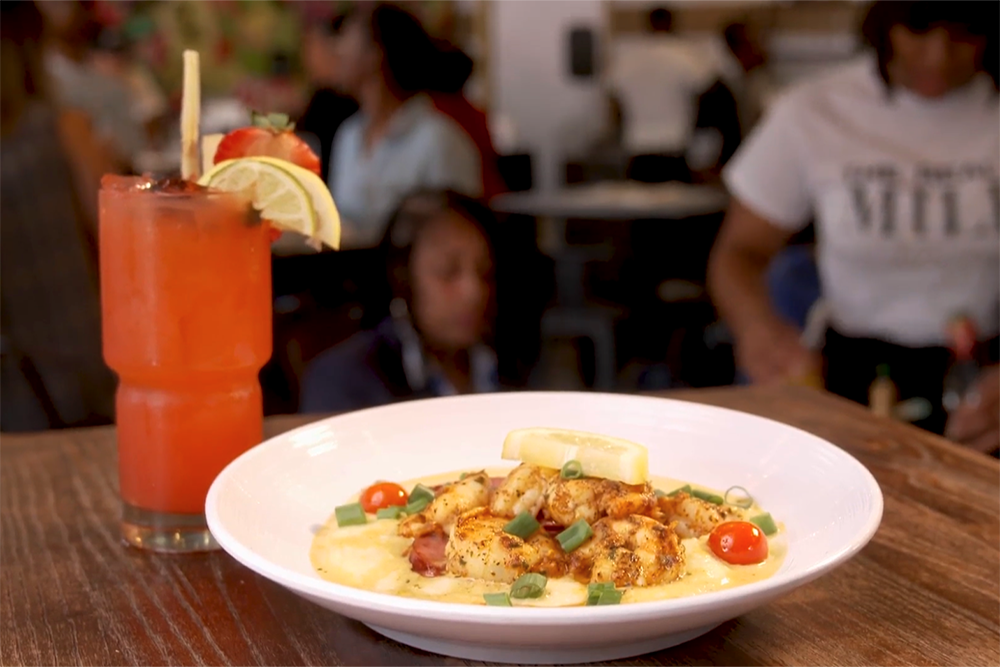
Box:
left=869, top=364, right=897, bottom=418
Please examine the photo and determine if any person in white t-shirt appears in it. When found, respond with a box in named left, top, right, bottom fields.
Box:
left=608, top=7, right=720, bottom=183
left=708, top=1, right=999, bottom=451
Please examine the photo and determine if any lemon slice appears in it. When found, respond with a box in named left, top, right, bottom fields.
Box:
left=199, top=158, right=316, bottom=238
left=249, top=156, right=340, bottom=250
left=501, top=428, right=649, bottom=484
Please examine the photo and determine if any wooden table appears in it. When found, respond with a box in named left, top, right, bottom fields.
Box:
left=3, top=386, right=998, bottom=666
left=490, top=182, right=728, bottom=221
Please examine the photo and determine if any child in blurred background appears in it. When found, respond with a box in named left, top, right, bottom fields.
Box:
left=300, top=191, right=499, bottom=413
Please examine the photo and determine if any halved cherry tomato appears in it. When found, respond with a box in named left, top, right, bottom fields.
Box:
left=359, top=482, right=408, bottom=513
left=708, top=521, right=768, bottom=565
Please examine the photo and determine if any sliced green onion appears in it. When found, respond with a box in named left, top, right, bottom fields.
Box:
left=587, top=581, right=616, bottom=594
left=459, top=472, right=469, bottom=480
left=654, top=488, right=667, bottom=498
left=409, top=483, right=435, bottom=503
left=503, top=511, right=540, bottom=539
left=483, top=592, right=512, bottom=606
left=376, top=506, right=404, bottom=520
left=667, top=484, right=692, bottom=497
left=691, top=488, right=724, bottom=505
left=510, top=573, right=547, bottom=599
left=560, top=460, right=584, bottom=479
left=404, top=483, right=435, bottom=514
left=556, top=519, right=593, bottom=552
left=724, top=486, right=755, bottom=509
left=334, top=502, right=367, bottom=527
left=404, top=498, right=429, bottom=514
left=750, top=513, right=778, bottom=536
left=587, top=587, right=623, bottom=606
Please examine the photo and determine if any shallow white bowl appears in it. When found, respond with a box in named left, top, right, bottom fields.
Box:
left=206, top=392, right=883, bottom=664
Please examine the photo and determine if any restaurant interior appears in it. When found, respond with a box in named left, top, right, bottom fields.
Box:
left=0, top=4, right=882, bottom=403
left=1, top=0, right=998, bottom=664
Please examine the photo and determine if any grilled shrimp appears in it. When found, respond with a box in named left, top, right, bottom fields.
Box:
left=569, top=514, right=685, bottom=587
left=490, top=463, right=559, bottom=518
left=655, top=491, right=746, bottom=538
left=445, top=507, right=567, bottom=582
left=545, top=478, right=657, bottom=527
left=398, top=471, right=491, bottom=538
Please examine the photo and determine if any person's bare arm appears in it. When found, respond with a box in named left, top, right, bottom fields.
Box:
left=57, top=108, right=123, bottom=237
left=708, top=198, right=790, bottom=336
left=708, top=198, right=820, bottom=384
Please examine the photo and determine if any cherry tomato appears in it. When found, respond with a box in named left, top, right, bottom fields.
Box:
left=708, top=521, right=769, bottom=565
left=359, top=482, right=408, bottom=513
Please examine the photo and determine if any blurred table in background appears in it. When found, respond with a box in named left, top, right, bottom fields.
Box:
left=491, top=181, right=728, bottom=221
left=493, top=182, right=729, bottom=390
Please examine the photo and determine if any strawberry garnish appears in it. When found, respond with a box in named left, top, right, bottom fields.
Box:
left=214, top=112, right=322, bottom=176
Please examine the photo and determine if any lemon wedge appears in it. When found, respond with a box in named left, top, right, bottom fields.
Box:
left=198, top=158, right=340, bottom=250
left=501, top=428, right=649, bottom=484
left=249, top=156, right=341, bottom=250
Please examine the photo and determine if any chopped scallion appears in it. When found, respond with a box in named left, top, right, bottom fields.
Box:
left=483, top=592, right=512, bottom=606
left=654, top=488, right=667, bottom=498
left=594, top=588, right=623, bottom=605
left=586, top=582, right=623, bottom=606
left=724, top=486, right=755, bottom=509
left=691, top=489, right=724, bottom=505
left=503, top=511, right=540, bottom=539
left=459, top=472, right=469, bottom=480
left=587, top=581, right=615, bottom=594
left=334, top=502, right=367, bottom=527
left=404, top=497, right=429, bottom=514
left=560, top=460, right=584, bottom=479
left=750, top=512, right=778, bottom=536
left=556, top=519, right=593, bottom=552
left=510, top=573, right=547, bottom=599
left=403, top=483, right=435, bottom=514
left=376, top=506, right=404, bottom=520
left=587, top=584, right=624, bottom=607
left=667, top=484, right=692, bottom=497
left=409, top=483, right=435, bottom=503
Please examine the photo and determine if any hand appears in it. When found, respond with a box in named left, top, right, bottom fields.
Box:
left=945, top=365, right=1000, bottom=453
left=735, top=318, right=822, bottom=386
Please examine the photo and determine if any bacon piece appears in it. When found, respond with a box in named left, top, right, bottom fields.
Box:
left=541, top=520, right=565, bottom=534
left=490, top=476, right=505, bottom=491
left=405, top=528, right=448, bottom=577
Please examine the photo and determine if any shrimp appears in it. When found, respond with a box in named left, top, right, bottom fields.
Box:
left=545, top=478, right=657, bottom=527
left=569, top=514, right=685, bottom=587
left=655, top=491, right=746, bottom=539
left=490, top=463, right=558, bottom=518
left=398, top=471, right=491, bottom=538
left=445, top=507, right=567, bottom=583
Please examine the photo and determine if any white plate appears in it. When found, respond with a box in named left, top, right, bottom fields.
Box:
left=206, top=392, right=882, bottom=664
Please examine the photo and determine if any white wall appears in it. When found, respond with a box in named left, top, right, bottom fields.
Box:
left=489, top=0, right=608, bottom=191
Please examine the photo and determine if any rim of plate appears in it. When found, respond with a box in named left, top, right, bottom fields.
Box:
left=206, top=391, right=884, bottom=624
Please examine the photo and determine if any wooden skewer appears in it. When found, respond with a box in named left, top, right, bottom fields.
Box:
left=180, top=50, right=201, bottom=181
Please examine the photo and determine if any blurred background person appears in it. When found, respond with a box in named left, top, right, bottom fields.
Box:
left=329, top=3, right=482, bottom=251
left=38, top=0, right=145, bottom=170
left=300, top=191, right=498, bottom=413
left=708, top=0, right=999, bottom=448
left=296, top=13, right=359, bottom=184
left=428, top=41, right=507, bottom=201
left=720, top=21, right=775, bottom=134
left=607, top=6, right=720, bottom=184
left=1, top=0, right=116, bottom=432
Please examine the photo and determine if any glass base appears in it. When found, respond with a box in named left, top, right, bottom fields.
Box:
left=121, top=503, right=219, bottom=553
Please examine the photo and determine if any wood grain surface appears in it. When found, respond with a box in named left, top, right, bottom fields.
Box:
left=2, top=386, right=998, bottom=666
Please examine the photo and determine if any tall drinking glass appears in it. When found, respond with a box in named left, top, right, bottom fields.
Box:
left=99, top=175, right=272, bottom=552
